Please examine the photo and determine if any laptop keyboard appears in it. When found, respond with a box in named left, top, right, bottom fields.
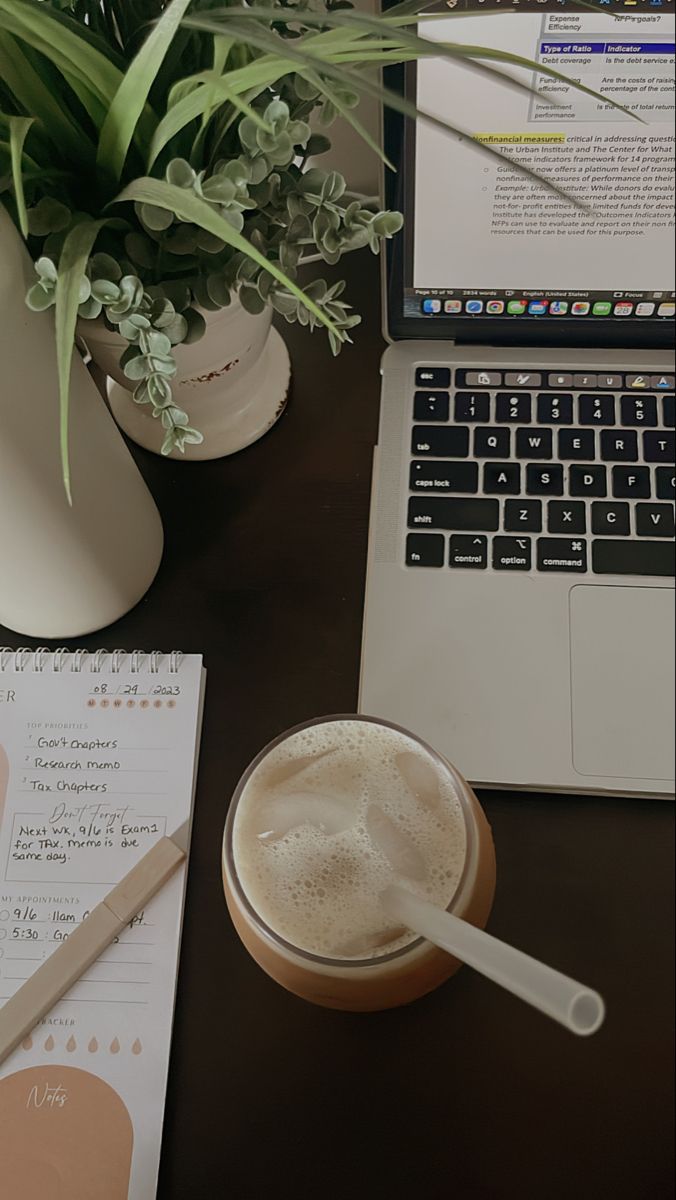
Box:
left=406, top=368, right=675, bottom=577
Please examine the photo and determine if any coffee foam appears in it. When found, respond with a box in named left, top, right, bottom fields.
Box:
left=232, top=720, right=467, bottom=960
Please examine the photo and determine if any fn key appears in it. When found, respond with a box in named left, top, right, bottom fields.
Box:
left=406, top=533, right=445, bottom=567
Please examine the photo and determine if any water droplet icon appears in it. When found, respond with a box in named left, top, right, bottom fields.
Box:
left=110, top=1037, right=120, bottom=1054
left=44, top=1035, right=55, bottom=1052
left=21, top=1036, right=32, bottom=1051
left=131, top=1039, right=142, bottom=1056
left=88, top=1037, right=98, bottom=1053
left=66, top=1035, right=77, bottom=1052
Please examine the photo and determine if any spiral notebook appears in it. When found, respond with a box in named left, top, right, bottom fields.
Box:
left=0, top=647, right=205, bottom=1200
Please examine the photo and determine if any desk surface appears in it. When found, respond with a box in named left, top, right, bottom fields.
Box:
left=2, top=252, right=674, bottom=1200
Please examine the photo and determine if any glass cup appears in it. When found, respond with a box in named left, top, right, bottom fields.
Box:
left=222, top=715, right=496, bottom=1012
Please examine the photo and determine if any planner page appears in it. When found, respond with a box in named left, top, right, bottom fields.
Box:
left=0, top=649, right=205, bottom=1200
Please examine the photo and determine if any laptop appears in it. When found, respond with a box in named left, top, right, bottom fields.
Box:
left=359, top=0, right=675, bottom=797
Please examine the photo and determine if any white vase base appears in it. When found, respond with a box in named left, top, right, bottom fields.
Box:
left=107, top=327, right=291, bottom=461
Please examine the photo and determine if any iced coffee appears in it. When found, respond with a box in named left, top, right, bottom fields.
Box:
left=223, top=716, right=496, bottom=1011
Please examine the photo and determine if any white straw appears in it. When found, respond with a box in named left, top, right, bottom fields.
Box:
left=381, top=885, right=605, bottom=1036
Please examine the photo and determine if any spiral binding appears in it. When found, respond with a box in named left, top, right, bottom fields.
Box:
left=0, top=648, right=184, bottom=674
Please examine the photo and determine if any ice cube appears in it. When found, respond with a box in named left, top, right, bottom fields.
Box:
left=261, top=747, right=338, bottom=792
left=365, top=804, right=428, bottom=880
left=395, top=750, right=441, bottom=813
left=335, top=925, right=408, bottom=958
left=255, top=791, right=356, bottom=842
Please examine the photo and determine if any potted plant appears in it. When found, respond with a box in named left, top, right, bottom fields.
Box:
left=1, top=0, right=607, bottom=487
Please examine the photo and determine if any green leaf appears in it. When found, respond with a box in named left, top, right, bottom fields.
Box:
left=146, top=329, right=172, bottom=357
left=110, top=179, right=345, bottom=344
left=89, top=252, right=122, bottom=282
left=91, top=279, right=121, bottom=304
left=164, top=313, right=189, bottom=344
left=183, top=306, right=207, bottom=344
left=0, top=30, right=94, bottom=166
left=3, top=114, right=34, bottom=237
left=139, top=202, right=174, bottom=232
left=97, top=0, right=193, bottom=183
left=166, top=158, right=195, bottom=188
left=206, top=272, right=231, bottom=307
left=124, top=354, right=152, bottom=381
left=26, top=283, right=55, bottom=312
left=0, top=0, right=123, bottom=111
left=36, top=256, right=58, bottom=284
left=54, top=218, right=108, bottom=503
left=28, top=197, right=72, bottom=237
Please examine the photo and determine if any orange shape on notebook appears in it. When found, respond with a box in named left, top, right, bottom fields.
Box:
left=0, top=1065, right=133, bottom=1199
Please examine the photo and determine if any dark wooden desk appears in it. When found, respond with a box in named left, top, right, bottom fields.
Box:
left=2, top=252, right=674, bottom=1200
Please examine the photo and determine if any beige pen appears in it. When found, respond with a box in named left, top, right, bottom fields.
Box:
left=0, top=821, right=190, bottom=1067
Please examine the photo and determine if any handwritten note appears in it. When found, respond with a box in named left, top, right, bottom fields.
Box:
left=0, top=652, right=205, bottom=1199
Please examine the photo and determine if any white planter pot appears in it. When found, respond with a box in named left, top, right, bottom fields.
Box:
left=0, top=207, right=163, bottom=640
left=81, top=300, right=291, bottom=462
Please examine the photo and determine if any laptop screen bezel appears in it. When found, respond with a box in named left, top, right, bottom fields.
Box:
left=384, top=63, right=675, bottom=351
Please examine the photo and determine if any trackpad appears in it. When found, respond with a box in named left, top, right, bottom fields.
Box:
left=570, top=585, right=675, bottom=782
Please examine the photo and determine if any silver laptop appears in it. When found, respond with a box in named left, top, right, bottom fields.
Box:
left=359, top=0, right=675, bottom=797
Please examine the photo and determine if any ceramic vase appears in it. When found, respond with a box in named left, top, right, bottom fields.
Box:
left=82, top=300, right=291, bottom=462
left=0, top=207, right=163, bottom=639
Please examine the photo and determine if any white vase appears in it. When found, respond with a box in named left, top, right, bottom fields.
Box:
left=82, top=299, right=291, bottom=461
left=0, top=207, right=164, bottom=640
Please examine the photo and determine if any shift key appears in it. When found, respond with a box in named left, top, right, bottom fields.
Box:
left=408, top=496, right=500, bottom=531
left=592, top=540, right=674, bottom=577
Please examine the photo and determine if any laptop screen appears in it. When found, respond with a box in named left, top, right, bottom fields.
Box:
left=388, top=0, right=675, bottom=342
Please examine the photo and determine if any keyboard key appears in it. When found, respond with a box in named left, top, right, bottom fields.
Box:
left=559, top=429, right=596, bottom=460
left=635, top=503, right=675, bottom=538
left=620, top=395, right=658, bottom=426
left=579, top=394, right=616, bottom=425
left=462, top=370, right=502, bottom=387
left=592, top=539, right=674, bottom=577
left=574, top=374, right=598, bottom=389
left=496, top=392, right=532, bottom=423
left=548, top=501, right=586, bottom=534
left=591, top=502, right=630, bottom=536
left=570, top=464, right=607, bottom=496
left=597, top=374, right=623, bottom=390
left=600, top=430, right=639, bottom=462
left=410, top=461, right=478, bottom=493
left=406, top=533, right=445, bottom=567
left=416, top=367, right=450, bottom=388
left=455, top=391, right=490, bottom=422
left=548, top=373, right=573, bottom=388
left=414, top=391, right=449, bottom=422
left=537, top=394, right=573, bottom=424
left=656, top=467, right=676, bottom=500
left=537, top=538, right=588, bottom=573
left=505, top=372, right=542, bottom=387
left=411, top=426, right=470, bottom=458
left=504, top=499, right=542, bottom=532
left=516, top=428, right=553, bottom=459
left=625, top=374, right=651, bottom=391
left=484, top=463, right=521, bottom=494
left=612, top=466, right=651, bottom=498
left=493, top=536, right=532, bottom=571
left=408, top=496, right=500, bottom=531
left=663, top=395, right=675, bottom=428
left=652, top=375, right=675, bottom=391
left=449, top=534, right=488, bottom=569
left=643, top=431, right=675, bottom=464
left=526, top=464, right=564, bottom=495
left=474, top=427, right=511, bottom=458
